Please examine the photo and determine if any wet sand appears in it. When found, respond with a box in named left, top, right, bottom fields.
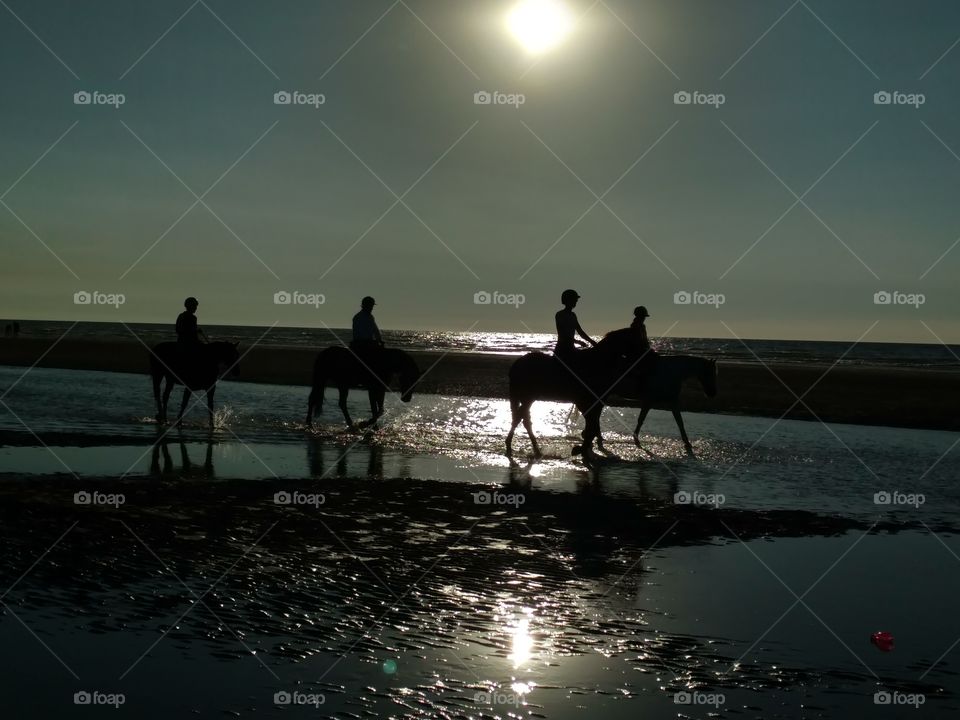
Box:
left=1, top=336, right=958, bottom=431
left=0, top=473, right=955, bottom=718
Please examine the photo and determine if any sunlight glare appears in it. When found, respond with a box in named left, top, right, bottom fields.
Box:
left=507, top=0, right=574, bottom=54
left=509, top=614, right=534, bottom=667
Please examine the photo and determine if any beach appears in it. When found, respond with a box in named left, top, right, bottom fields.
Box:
left=1, top=336, right=958, bottom=432
left=2, top=353, right=959, bottom=717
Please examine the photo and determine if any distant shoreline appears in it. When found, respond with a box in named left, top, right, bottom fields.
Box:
left=1, top=336, right=958, bottom=432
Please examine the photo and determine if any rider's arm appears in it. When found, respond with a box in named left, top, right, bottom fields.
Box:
left=576, top=323, right=597, bottom=346
left=373, top=319, right=383, bottom=345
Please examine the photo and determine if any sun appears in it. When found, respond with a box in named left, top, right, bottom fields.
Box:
left=506, top=0, right=574, bottom=55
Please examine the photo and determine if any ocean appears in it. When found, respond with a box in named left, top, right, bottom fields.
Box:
left=6, top=319, right=960, bottom=368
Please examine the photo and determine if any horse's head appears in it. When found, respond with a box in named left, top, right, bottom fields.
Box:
left=393, top=350, right=420, bottom=403
left=212, top=341, right=241, bottom=377
left=700, top=358, right=718, bottom=398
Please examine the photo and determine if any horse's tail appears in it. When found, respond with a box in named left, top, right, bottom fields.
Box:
left=507, top=357, right=526, bottom=421
left=149, top=346, right=168, bottom=422
left=306, top=351, right=326, bottom=425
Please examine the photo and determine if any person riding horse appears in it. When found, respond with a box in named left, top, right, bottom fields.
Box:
left=554, top=289, right=597, bottom=378
left=304, top=296, right=419, bottom=428
left=631, top=305, right=658, bottom=391
left=350, top=295, right=390, bottom=383
left=176, top=297, right=209, bottom=360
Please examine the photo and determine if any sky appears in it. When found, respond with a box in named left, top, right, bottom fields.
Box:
left=1, top=0, right=959, bottom=344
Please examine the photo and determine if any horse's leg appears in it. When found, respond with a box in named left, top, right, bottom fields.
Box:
left=595, top=405, right=609, bottom=454
left=361, top=388, right=379, bottom=429
left=177, top=388, right=191, bottom=428
left=505, top=396, right=523, bottom=458
left=575, top=404, right=601, bottom=462
left=521, top=400, right=541, bottom=458
left=338, top=386, right=354, bottom=429
left=161, top=379, right=174, bottom=424
left=152, top=371, right=163, bottom=424
left=672, top=403, right=694, bottom=455
left=206, top=386, right=216, bottom=428
left=306, top=382, right=323, bottom=427
left=634, top=406, right=651, bottom=446
left=371, top=389, right=384, bottom=429
left=306, top=361, right=325, bottom=427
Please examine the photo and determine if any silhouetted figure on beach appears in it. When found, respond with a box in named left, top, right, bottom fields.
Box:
left=554, top=289, right=596, bottom=362
left=631, top=305, right=658, bottom=390
left=351, top=296, right=383, bottom=363
left=176, top=297, right=208, bottom=355
left=631, top=305, right=651, bottom=349
left=3, top=324, right=11, bottom=337
left=12, top=321, right=19, bottom=337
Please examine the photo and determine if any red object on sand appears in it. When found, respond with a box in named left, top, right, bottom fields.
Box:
left=871, top=631, right=894, bottom=652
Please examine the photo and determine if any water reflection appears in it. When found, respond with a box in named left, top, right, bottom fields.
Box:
left=508, top=611, right=534, bottom=668
left=307, top=437, right=385, bottom=479
left=149, top=436, right=215, bottom=479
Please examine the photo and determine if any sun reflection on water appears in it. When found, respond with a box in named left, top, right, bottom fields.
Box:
left=507, top=609, right=535, bottom=668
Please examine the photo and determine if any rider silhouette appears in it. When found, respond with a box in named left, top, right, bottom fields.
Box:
left=631, top=305, right=658, bottom=388
left=554, top=289, right=596, bottom=362
left=351, top=296, right=384, bottom=368
left=176, top=297, right=208, bottom=357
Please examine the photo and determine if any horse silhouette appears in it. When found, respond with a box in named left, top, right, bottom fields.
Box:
left=601, top=355, right=717, bottom=456
left=305, top=346, right=420, bottom=429
left=149, top=341, right=240, bottom=427
left=505, top=328, right=647, bottom=461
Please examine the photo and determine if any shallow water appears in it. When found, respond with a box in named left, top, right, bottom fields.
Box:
left=1, top=366, right=957, bottom=521
left=1, top=366, right=959, bottom=718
